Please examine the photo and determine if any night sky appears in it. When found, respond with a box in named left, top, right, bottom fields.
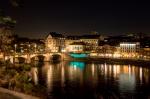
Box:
left=1, top=0, right=150, bottom=38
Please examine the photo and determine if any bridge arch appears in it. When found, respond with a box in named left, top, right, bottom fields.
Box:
left=51, top=54, right=61, bottom=61
left=31, top=55, right=45, bottom=62
left=14, top=57, right=26, bottom=63
left=4, top=52, right=70, bottom=63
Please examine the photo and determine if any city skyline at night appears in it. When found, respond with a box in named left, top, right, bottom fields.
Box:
left=1, top=1, right=150, bottom=98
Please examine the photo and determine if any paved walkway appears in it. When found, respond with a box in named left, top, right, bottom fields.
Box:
left=0, top=87, right=39, bottom=99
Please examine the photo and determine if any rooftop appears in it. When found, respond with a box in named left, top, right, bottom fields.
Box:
left=48, top=32, right=64, bottom=38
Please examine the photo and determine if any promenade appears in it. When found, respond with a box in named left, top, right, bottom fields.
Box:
left=0, top=87, right=39, bottom=99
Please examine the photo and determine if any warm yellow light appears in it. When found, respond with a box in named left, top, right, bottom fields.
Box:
left=113, top=53, right=121, bottom=58
left=120, top=43, right=136, bottom=46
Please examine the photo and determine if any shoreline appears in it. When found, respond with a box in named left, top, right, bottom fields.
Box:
left=1, top=56, right=150, bottom=66
left=0, top=87, right=39, bottom=99
left=68, top=57, right=150, bottom=66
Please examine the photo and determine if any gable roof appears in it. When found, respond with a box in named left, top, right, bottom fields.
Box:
left=46, top=32, right=64, bottom=39
left=49, top=32, right=64, bottom=38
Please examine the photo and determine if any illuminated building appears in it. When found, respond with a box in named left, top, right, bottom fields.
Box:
left=45, top=32, right=65, bottom=52
left=120, top=42, right=140, bottom=58
left=67, top=42, right=85, bottom=53
left=80, top=35, right=102, bottom=51
left=65, top=36, right=80, bottom=49
left=12, top=38, right=45, bottom=53
left=140, top=37, right=150, bottom=59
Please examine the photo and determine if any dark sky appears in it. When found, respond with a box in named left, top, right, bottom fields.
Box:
left=1, top=0, right=150, bottom=38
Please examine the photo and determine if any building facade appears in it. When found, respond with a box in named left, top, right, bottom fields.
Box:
left=119, top=42, right=140, bottom=58
left=66, top=42, right=86, bottom=53
left=65, top=36, right=80, bottom=50
left=45, top=32, right=65, bottom=52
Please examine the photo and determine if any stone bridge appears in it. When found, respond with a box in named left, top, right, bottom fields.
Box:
left=4, top=52, right=70, bottom=63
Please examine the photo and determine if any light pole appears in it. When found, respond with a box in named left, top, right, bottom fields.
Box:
left=14, top=44, right=17, bottom=63
left=28, top=44, right=30, bottom=54
left=34, top=44, right=37, bottom=53
left=27, top=44, right=31, bottom=63
left=14, top=44, right=17, bottom=55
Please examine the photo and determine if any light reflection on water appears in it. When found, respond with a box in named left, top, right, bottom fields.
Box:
left=31, top=61, right=150, bottom=99
left=31, top=67, right=38, bottom=85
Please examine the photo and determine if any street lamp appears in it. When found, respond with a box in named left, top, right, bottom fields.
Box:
left=14, top=44, right=17, bottom=54
left=34, top=44, right=37, bottom=53
left=13, top=44, right=17, bottom=63
left=28, top=44, right=31, bottom=54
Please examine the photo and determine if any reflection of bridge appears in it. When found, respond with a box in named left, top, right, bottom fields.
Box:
left=5, top=52, right=70, bottom=63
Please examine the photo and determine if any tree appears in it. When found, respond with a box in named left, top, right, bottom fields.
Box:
left=0, top=15, right=16, bottom=57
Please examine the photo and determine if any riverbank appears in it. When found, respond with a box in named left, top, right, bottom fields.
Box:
left=0, top=87, right=39, bottom=99
left=69, top=57, right=150, bottom=66
left=0, top=62, right=47, bottom=99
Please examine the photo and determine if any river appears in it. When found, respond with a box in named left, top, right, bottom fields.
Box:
left=30, top=60, right=150, bottom=99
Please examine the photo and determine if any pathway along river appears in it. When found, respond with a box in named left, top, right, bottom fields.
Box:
left=28, top=60, right=150, bottom=99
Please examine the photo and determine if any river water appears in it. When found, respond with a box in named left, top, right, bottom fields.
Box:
left=30, top=61, right=150, bottom=99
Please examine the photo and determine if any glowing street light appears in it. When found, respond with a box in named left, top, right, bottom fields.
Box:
left=14, top=44, right=17, bottom=54
left=28, top=44, right=31, bottom=54
left=34, top=44, right=37, bottom=53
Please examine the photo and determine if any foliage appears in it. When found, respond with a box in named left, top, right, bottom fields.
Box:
left=23, top=83, right=33, bottom=94
left=0, top=15, right=16, bottom=55
left=0, top=16, right=16, bottom=25
left=0, top=61, right=33, bottom=91
left=20, top=64, right=31, bottom=71
left=7, top=69, right=18, bottom=77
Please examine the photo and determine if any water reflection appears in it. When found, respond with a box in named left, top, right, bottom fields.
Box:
left=69, top=61, right=85, bottom=70
left=31, top=67, right=38, bottom=85
left=68, top=61, right=84, bottom=84
left=31, top=61, right=150, bottom=99
left=119, top=65, right=136, bottom=91
left=47, top=65, right=53, bottom=91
